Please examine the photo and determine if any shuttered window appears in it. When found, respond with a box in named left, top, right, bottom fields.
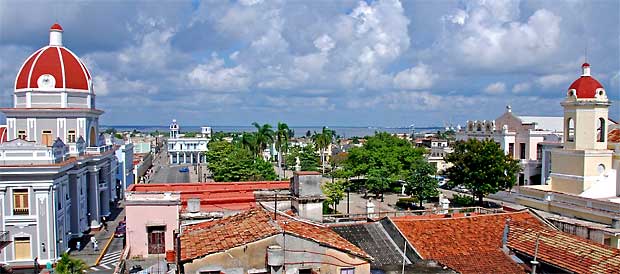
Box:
left=14, top=237, right=31, bottom=260
left=67, top=130, right=76, bottom=143
left=13, top=189, right=29, bottom=215
left=42, top=130, right=53, bottom=146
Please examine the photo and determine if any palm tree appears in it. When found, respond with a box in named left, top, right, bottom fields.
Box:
left=313, top=127, right=335, bottom=174
left=240, top=132, right=258, bottom=155
left=275, top=122, right=291, bottom=179
left=252, top=122, right=275, bottom=158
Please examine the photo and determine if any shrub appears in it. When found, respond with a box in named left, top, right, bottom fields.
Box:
left=451, top=194, right=475, bottom=207
left=395, top=197, right=419, bottom=210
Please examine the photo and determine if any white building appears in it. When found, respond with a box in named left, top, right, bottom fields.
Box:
left=0, top=24, right=120, bottom=268
left=456, top=105, right=563, bottom=186
left=167, top=120, right=209, bottom=165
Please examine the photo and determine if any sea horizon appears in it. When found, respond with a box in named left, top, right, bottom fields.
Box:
left=102, top=124, right=447, bottom=138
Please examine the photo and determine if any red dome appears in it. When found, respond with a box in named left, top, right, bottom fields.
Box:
left=50, top=23, right=63, bottom=31
left=15, top=46, right=91, bottom=91
left=568, top=76, right=603, bottom=98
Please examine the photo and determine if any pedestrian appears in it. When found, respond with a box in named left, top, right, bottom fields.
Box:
left=76, top=240, right=81, bottom=251
left=91, top=236, right=98, bottom=251
left=102, top=216, right=108, bottom=232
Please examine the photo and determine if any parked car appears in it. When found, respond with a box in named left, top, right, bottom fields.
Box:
left=128, top=265, right=143, bottom=274
left=114, top=225, right=126, bottom=238
left=179, top=167, right=189, bottom=173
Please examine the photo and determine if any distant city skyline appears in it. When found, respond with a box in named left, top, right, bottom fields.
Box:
left=1, top=0, right=618, bottom=126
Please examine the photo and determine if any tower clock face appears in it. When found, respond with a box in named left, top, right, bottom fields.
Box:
left=37, top=74, right=56, bottom=88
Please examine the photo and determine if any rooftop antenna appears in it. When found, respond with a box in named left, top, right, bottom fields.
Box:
left=585, top=41, right=588, bottom=63
left=530, top=233, right=541, bottom=274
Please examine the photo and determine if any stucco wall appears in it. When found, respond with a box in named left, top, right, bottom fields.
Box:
left=126, top=201, right=179, bottom=258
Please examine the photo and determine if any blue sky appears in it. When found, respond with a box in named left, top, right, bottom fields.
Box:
left=0, top=0, right=618, bottom=127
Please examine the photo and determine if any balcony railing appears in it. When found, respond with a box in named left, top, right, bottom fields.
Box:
left=86, top=145, right=113, bottom=155
left=0, top=231, right=10, bottom=250
left=13, top=208, right=29, bottom=215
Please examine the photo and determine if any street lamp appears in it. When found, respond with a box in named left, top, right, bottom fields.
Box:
left=346, top=186, right=350, bottom=216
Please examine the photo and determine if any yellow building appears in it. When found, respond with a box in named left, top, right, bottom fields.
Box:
left=549, top=63, right=617, bottom=198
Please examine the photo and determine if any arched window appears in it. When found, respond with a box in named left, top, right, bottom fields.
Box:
left=567, top=118, right=575, bottom=142
left=597, top=118, right=605, bottom=142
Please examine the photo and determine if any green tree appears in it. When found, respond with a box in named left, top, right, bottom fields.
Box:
left=240, top=133, right=258, bottom=155
left=55, top=253, right=87, bottom=274
left=183, top=132, right=197, bottom=137
left=285, top=145, right=301, bottom=170
left=252, top=122, right=275, bottom=156
left=445, top=139, right=521, bottom=205
left=405, top=160, right=440, bottom=207
left=207, top=141, right=277, bottom=181
left=322, top=180, right=346, bottom=213
left=345, top=132, right=426, bottom=200
left=275, top=122, right=291, bottom=178
left=299, top=144, right=319, bottom=171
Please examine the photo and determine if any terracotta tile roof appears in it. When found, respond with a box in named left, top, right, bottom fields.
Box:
left=608, top=128, right=620, bottom=143
left=276, top=215, right=370, bottom=260
left=508, top=221, right=620, bottom=274
left=391, top=211, right=544, bottom=274
left=180, top=207, right=371, bottom=262
left=180, top=207, right=280, bottom=261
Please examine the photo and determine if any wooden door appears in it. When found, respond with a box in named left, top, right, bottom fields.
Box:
left=147, top=226, right=165, bottom=254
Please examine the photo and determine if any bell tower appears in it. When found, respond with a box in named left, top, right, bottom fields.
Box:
left=550, top=63, right=614, bottom=196
left=170, top=119, right=179, bottom=139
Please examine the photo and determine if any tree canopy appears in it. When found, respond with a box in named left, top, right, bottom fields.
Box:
left=206, top=141, right=277, bottom=182
left=322, top=180, right=346, bottom=213
left=405, top=160, right=439, bottom=206
left=345, top=132, right=426, bottom=198
left=55, top=253, right=87, bottom=274
left=299, top=144, right=320, bottom=171
left=445, top=138, right=521, bottom=204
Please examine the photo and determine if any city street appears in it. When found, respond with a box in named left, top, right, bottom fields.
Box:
left=88, top=237, right=124, bottom=273
left=150, top=165, right=191, bottom=183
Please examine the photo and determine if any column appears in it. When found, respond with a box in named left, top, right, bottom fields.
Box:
left=100, top=165, right=111, bottom=217
left=176, top=152, right=179, bottom=164
left=170, top=154, right=173, bottom=165
left=191, top=153, right=194, bottom=164
left=88, top=170, right=100, bottom=228
left=184, top=153, right=187, bottom=164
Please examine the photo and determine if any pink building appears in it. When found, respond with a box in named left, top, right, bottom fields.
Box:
left=125, top=181, right=288, bottom=258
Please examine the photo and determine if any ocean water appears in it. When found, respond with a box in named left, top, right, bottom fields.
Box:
left=102, top=125, right=444, bottom=138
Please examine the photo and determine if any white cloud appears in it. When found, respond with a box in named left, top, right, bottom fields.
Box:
left=484, top=82, right=507, bottom=94
left=443, top=1, right=561, bottom=68
left=314, top=34, right=335, bottom=52
left=393, top=63, right=437, bottom=90
left=188, top=55, right=252, bottom=92
left=512, top=82, right=531, bottom=93
left=92, top=76, right=109, bottom=96
left=536, top=73, right=572, bottom=89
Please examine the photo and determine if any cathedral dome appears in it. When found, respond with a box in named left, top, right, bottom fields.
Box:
left=567, top=63, right=604, bottom=99
left=14, top=23, right=92, bottom=93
